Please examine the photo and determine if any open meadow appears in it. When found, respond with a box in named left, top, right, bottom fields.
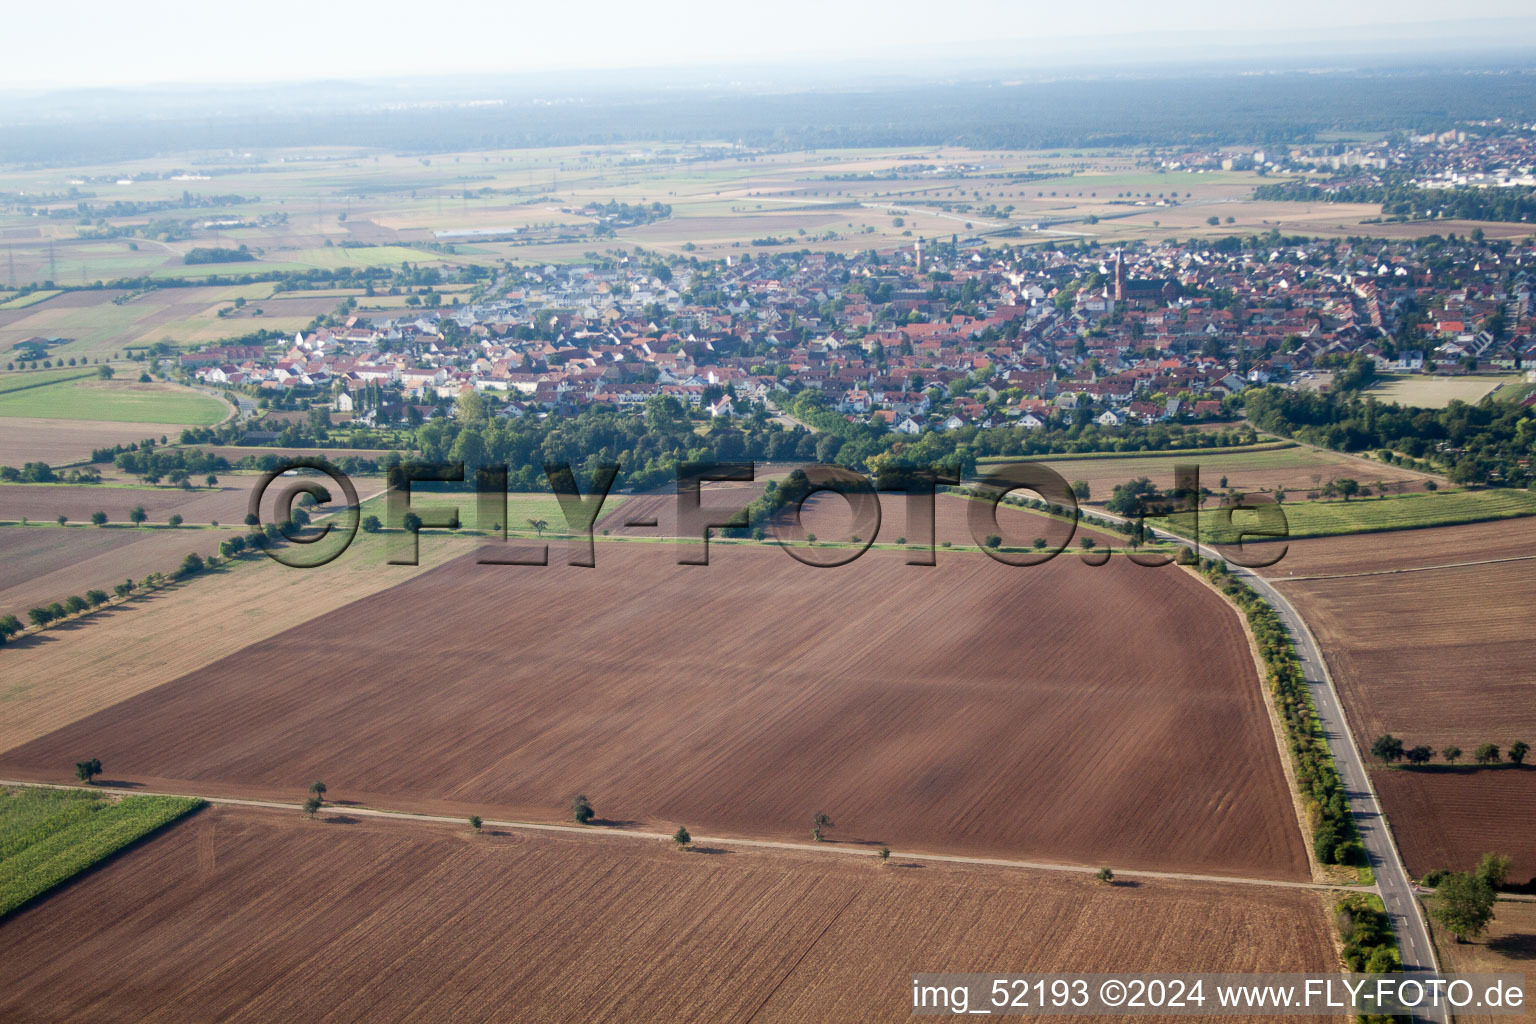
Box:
left=0, top=375, right=227, bottom=425
left=0, top=804, right=1339, bottom=1024
left=0, top=537, right=1307, bottom=880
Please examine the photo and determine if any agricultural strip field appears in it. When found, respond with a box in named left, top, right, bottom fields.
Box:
left=1432, top=897, right=1536, bottom=1024
left=0, top=786, right=202, bottom=918
left=0, top=529, right=476, bottom=753
left=1177, top=488, right=1536, bottom=545
left=1254, top=517, right=1536, bottom=579
left=0, top=472, right=385, bottom=527
left=0, top=541, right=1308, bottom=880
left=0, top=378, right=227, bottom=426
left=0, top=417, right=192, bottom=468
left=1373, top=769, right=1536, bottom=887
left=0, top=805, right=1339, bottom=1024
left=990, top=446, right=1433, bottom=508
left=0, top=526, right=243, bottom=621
left=1274, top=554, right=1536, bottom=880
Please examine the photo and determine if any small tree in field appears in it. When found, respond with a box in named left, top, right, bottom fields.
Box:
left=302, top=796, right=322, bottom=818
left=56, top=514, right=67, bottom=526
left=526, top=518, right=548, bottom=538
left=1442, top=745, right=1462, bottom=764
left=75, top=758, right=102, bottom=784
left=469, top=815, right=483, bottom=833
left=571, top=794, right=594, bottom=824
left=1406, top=745, right=1434, bottom=765
left=168, top=514, right=183, bottom=528
left=308, top=781, right=327, bottom=804
left=91, top=511, right=107, bottom=526
left=1096, top=867, right=1115, bottom=884
left=129, top=506, right=147, bottom=526
left=1475, top=743, right=1500, bottom=765
left=1510, top=741, right=1530, bottom=767
left=811, top=811, right=834, bottom=841
left=1370, top=734, right=1404, bottom=764
left=672, top=826, right=691, bottom=848
left=878, top=845, right=891, bottom=864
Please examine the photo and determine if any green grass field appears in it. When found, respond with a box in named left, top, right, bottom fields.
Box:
left=0, top=367, right=97, bottom=396
left=0, top=786, right=202, bottom=917
left=0, top=290, right=61, bottom=310
left=0, top=378, right=227, bottom=425
left=1171, top=487, right=1536, bottom=543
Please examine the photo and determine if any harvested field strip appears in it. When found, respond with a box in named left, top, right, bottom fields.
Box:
left=0, top=786, right=202, bottom=917
left=1276, top=552, right=1536, bottom=581
left=0, top=542, right=1309, bottom=880
left=979, top=440, right=1298, bottom=463
left=0, top=805, right=1339, bottom=1024
left=1253, top=517, right=1536, bottom=578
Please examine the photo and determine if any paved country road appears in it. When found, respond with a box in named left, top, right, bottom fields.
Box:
left=1088, top=506, right=1446, bottom=1024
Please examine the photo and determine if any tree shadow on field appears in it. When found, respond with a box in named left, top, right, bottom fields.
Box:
left=590, top=817, right=640, bottom=829
left=1109, top=879, right=1142, bottom=888
left=1487, top=934, right=1536, bottom=960
left=95, top=779, right=144, bottom=789
left=688, top=845, right=732, bottom=856
left=323, top=814, right=360, bottom=825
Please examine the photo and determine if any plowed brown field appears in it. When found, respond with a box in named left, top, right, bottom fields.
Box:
left=1275, top=553, right=1536, bottom=880
left=0, top=540, right=1306, bottom=879
left=1257, top=518, right=1536, bottom=579
left=0, top=526, right=242, bottom=618
left=1373, top=768, right=1536, bottom=883
left=0, top=806, right=1337, bottom=1024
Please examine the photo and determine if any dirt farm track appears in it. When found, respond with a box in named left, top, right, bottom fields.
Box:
left=0, top=541, right=1308, bottom=880
left=0, top=806, right=1337, bottom=1024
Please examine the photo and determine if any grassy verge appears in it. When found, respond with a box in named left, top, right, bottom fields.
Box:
left=0, top=786, right=203, bottom=918
left=1168, top=487, right=1536, bottom=543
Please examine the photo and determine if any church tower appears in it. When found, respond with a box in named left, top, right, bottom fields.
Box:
left=1113, top=249, right=1126, bottom=303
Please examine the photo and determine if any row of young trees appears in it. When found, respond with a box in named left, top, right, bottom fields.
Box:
left=1371, top=734, right=1529, bottom=767
left=1201, top=561, right=1359, bottom=865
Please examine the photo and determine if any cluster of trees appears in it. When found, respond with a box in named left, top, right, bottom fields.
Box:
left=112, top=447, right=230, bottom=486
left=1202, top=561, right=1358, bottom=865
left=0, top=461, right=100, bottom=484
left=183, top=246, right=255, bottom=265
left=1371, top=734, right=1529, bottom=767
left=1245, top=386, right=1536, bottom=487
left=1427, top=853, right=1512, bottom=942
left=1335, top=893, right=1399, bottom=974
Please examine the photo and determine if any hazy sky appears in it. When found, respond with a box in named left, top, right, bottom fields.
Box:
left=8, top=0, right=1535, bottom=87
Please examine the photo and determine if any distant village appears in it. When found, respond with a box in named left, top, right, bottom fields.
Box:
left=178, top=229, right=1536, bottom=437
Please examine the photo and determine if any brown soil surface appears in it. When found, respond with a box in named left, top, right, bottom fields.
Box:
left=0, top=805, right=1338, bottom=1024
left=0, top=540, right=1306, bottom=879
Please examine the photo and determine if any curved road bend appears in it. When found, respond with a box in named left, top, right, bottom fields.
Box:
left=1087, top=508, right=1444, bottom=1022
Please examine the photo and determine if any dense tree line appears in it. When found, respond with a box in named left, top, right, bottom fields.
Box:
left=1256, top=178, right=1536, bottom=223
left=1245, top=386, right=1536, bottom=487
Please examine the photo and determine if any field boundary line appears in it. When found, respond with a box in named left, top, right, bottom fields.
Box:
left=0, top=780, right=1361, bottom=894
left=1267, top=552, right=1536, bottom=582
